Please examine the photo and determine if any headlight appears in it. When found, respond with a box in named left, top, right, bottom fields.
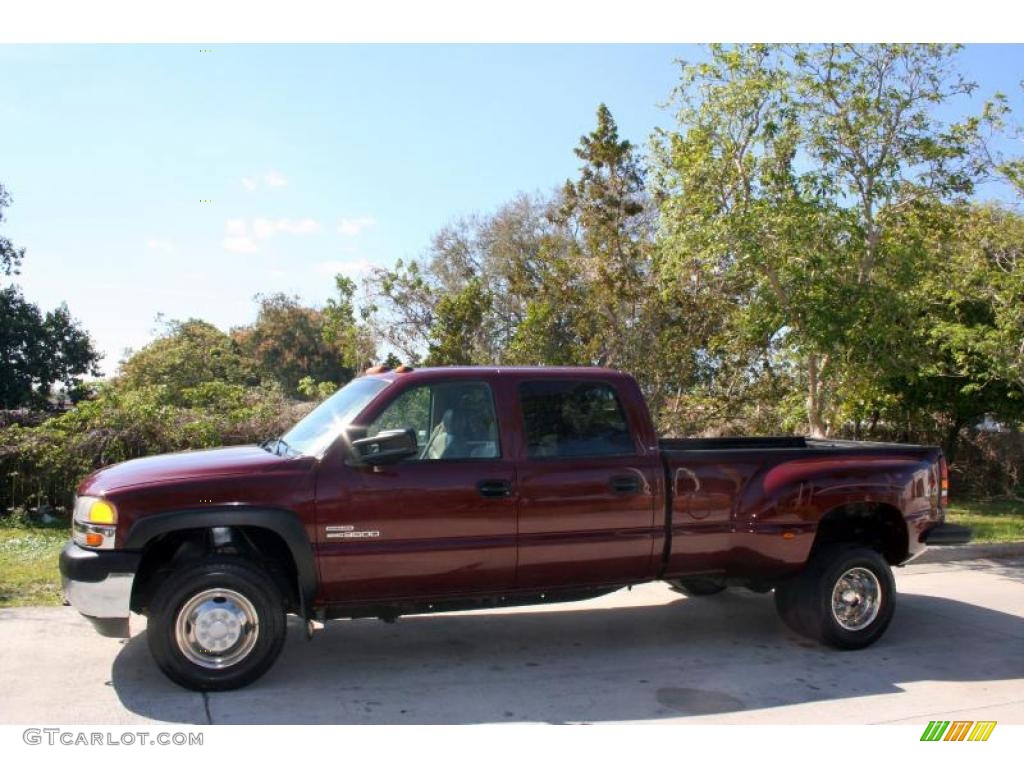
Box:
left=72, top=496, right=118, bottom=549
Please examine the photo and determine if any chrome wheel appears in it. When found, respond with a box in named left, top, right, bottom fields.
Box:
left=174, top=588, right=259, bottom=669
left=830, top=566, right=881, bottom=631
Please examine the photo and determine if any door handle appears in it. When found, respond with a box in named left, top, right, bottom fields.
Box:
left=477, top=479, right=512, bottom=498
left=609, top=474, right=642, bottom=494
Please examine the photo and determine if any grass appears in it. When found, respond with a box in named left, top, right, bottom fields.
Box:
left=0, top=523, right=68, bottom=608
left=0, top=497, right=1020, bottom=608
left=945, top=498, right=1024, bottom=544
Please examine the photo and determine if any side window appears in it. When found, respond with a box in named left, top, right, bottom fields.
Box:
left=519, top=380, right=634, bottom=459
left=367, top=381, right=500, bottom=461
left=367, top=386, right=431, bottom=444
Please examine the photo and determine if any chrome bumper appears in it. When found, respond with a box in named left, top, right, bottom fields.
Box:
left=62, top=572, right=134, bottom=618
left=59, top=542, right=140, bottom=638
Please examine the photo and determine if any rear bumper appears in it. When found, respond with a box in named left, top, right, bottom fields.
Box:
left=59, top=541, right=141, bottom=638
left=921, top=523, right=973, bottom=546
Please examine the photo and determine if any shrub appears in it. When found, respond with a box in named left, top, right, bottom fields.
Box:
left=0, top=380, right=314, bottom=513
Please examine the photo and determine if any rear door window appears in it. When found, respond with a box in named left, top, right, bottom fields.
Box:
left=518, top=380, right=635, bottom=458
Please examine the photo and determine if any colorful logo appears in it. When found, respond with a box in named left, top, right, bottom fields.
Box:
left=920, top=721, right=997, bottom=741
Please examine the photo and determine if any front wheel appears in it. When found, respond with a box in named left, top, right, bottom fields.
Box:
left=146, top=557, right=287, bottom=691
left=774, top=545, right=895, bottom=650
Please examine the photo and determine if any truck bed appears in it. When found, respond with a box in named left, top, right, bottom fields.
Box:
left=657, top=435, right=943, bottom=580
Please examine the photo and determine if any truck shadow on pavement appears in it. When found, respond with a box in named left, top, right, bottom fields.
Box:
left=110, top=587, right=1024, bottom=724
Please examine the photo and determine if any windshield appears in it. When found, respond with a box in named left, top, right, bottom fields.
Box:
left=279, top=377, right=390, bottom=456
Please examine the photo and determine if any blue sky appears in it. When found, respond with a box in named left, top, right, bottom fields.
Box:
left=2, top=44, right=1022, bottom=375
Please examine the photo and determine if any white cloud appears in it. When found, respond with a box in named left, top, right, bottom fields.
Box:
left=222, top=218, right=320, bottom=253
left=264, top=170, right=288, bottom=188
left=337, top=216, right=377, bottom=236
left=252, top=217, right=320, bottom=238
left=225, top=219, right=247, bottom=236
left=241, top=170, right=288, bottom=191
left=314, top=258, right=374, bottom=279
left=223, top=235, right=258, bottom=254
left=145, top=238, right=174, bottom=253
left=252, top=218, right=277, bottom=240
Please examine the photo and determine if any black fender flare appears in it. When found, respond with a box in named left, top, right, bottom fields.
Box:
left=124, top=507, right=317, bottom=617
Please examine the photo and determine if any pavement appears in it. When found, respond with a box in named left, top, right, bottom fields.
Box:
left=1, top=555, right=1022, bottom=725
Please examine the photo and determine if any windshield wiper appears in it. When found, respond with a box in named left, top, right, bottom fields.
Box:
left=259, top=437, right=294, bottom=456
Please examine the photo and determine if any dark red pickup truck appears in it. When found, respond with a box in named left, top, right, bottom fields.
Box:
left=60, top=366, right=969, bottom=690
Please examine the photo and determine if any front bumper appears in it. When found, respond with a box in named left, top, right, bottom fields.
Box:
left=921, top=523, right=973, bottom=546
left=59, top=541, right=141, bottom=638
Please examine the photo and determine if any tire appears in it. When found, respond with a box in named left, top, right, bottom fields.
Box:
left=146, top=557, right=287, bottom=691
left=775, top=545, right=895, bottom=650
left=773, top=578, right=809, bottom=636
left=672, top=576, right=727, bottom=597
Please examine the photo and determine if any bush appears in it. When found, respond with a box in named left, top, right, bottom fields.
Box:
left=0, top=380, right=315, bottom=514
left=951, top=429, right=1024, bottom=500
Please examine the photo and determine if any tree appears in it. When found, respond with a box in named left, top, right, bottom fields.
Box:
left=425, top=278, right=493, bottom=365
left=363, top=259, right=436, bottom=365
left=119, top=318, right=254, bottom=400
left=233, top=291, right=368, bottom=398
left=1, top=287, right=101, bottom=408
left=550, top=103, right=654, bottom=369
left=0, top=184, right=25, bottom=277
left=322, top=275, right=377, bottom=373
left=364, top=193, right=573, bottom=366
left=654, top=44, right=994, bottom=436
left=1, top=183, right=100, bottom=408
left=903, top=202, right=1024, bottom=451
left=363, top=107, right=658, bottom=373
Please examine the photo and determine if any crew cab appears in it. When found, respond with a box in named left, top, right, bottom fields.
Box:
left=59, top=366, right=970, bottom=690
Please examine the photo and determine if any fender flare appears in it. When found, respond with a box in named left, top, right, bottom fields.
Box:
left=124, top=507, right=317, bottom=617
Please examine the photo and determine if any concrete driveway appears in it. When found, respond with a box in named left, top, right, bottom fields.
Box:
left=1, top=556, right=1022, bottom=725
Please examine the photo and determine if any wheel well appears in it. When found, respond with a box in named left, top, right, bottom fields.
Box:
left=130, top=526, right=301, bottom=614
left=812, top=502, right=909, bottom=565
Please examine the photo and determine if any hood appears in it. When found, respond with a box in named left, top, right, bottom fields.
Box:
left=79, top=445, right=290, bottom=495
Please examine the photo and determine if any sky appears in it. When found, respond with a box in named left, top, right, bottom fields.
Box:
left=2, top=44, right=1023, bottom=375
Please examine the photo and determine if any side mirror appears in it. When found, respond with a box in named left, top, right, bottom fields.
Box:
left=350, top=428, right=418, bottom=465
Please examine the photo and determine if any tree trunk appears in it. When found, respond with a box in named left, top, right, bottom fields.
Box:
left=806, top=352, right=827, bottom=438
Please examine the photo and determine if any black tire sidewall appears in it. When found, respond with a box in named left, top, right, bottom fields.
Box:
left=773, top=579, right=810, bottom=636
left=147, top=558, right=287, bottom=691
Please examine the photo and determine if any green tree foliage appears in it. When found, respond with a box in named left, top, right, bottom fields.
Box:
left=900, top=203, right=1024, bottom=451
left=0, top=184, right=25, bottom=277
left=322, top=275, right=377, bottom=374
left=233, top=289, right=372, bottom=398
left=426, top=278, right=494, bottom=365
left=118, top=318, right=255, bottom=400
left=364, top=194, right=571, bottom=365
left=1, top=288, right=102, bottom=409
left=551, top=103, right=653, bottom=368
left=653, top=44, right=995, bottom=436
